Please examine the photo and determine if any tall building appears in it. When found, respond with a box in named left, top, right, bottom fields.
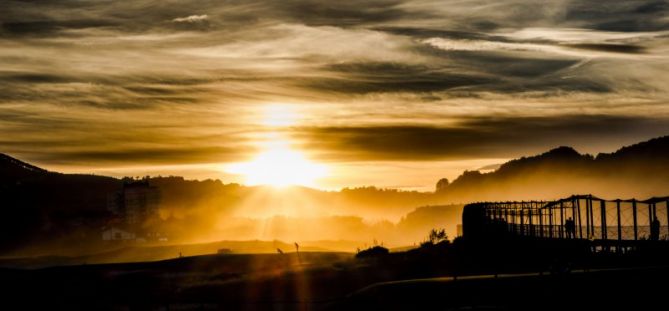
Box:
left=107, top=177, right=160, bottom=225
left=123, top=178, right=160, bottom=225
left=104, top=178, right=162, bottom=241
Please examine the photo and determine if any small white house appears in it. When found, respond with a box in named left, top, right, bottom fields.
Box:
left=102, top=227, right=136, bottom=241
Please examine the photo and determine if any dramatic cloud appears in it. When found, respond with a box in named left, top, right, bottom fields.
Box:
left=1, top=0, right=669, bottom=189
left=295, top=115, right=669, bottom=161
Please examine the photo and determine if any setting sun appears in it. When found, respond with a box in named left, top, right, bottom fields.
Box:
left=226, top=145, right=328, bottom=187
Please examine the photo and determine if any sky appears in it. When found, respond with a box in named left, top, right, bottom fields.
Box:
left=2, top=0, right=669, bottom=190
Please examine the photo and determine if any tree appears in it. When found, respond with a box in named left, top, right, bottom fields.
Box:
left=435, top=178, right=450, bottom=192
left=428, top=228, right=448, bottom=244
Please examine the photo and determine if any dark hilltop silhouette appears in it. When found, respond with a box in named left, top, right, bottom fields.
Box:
left=435, top=135, right=669, bottom=202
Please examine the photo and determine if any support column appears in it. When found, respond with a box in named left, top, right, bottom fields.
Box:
left=576, top=198, right=583, bottom=239
left=648, top=202, right=654, bottom=236
left=572, top=200, right=577, bottom=230
left=600, top=200, right=607, bottom=240
left=666, top=200, right=669, bottom=239
left=560, top=201, right=565, bottom=239
left=529, top=207, right=534, bottom=237
left=632, top=199, right=638, bottom=241
left=538, top=207, right=543, bottom=238
left=549, top=204, right=553, bottom=238
left=585, top=196, right=591, bottom=239
left=504, top=205, right=509, bottom=233
left=616, top=200, right=622, bottom=243
left=516, top=204, right=519, bottom=234
left=589, top=196, right=595, bottom=238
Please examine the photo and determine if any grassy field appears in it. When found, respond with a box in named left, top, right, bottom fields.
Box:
left=0, top=239, right=366, bottom=269
left=0, top=251, right=369, bottom=309
left=3, top=239, right=669, bottom=310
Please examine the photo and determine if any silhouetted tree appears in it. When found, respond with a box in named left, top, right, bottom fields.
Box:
left=428, top=228, right=448, bottom=244
left=435, top=178, right=450, bottom=192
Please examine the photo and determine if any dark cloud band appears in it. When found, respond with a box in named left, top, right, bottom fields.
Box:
left=296, top=115, right=669, bottom=161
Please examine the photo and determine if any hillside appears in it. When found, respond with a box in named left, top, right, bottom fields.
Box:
left=0, top=154, right=440, bottom=254
left=0, top=153, right=48, bottom=182
left=0, top=154, right=122, bottom=251
left=436, top=135, right=669, bottom=202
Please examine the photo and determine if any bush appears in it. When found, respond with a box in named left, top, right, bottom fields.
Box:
left=419, top=228, right=450, bottom=250
left=429, top=228, right=448, bottom=244
left=355, top=246, right=389, bottom=259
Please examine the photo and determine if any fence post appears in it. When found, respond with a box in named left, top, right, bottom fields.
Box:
left=600, top=200, right=607, bottom=241
left=504, top=205, right=509, bottom=233
left=529, top=207, right=534, bottom=237
left=585, top=198, right=590, bottom=239
left=576, top=198, right=583, bottom=239
left=589, top=195, right=595, bottom=238
left=666, top=200, right=669, bottom=239
left=539, top=206, right=543, bottom=238
left=549, top=204, right=553, bottom=239
left=632, top=199, right=638, bottom=241
left=560, top=201, right=565, bottom=239
left=616, top=200, right=622, bottom=252
left=520, top=208, right=525, bottom=236
left=571, top=200, right=576, bottom=235
left=648, top=202, right=653, bottom=235
left=515, top=205, right=519, bottom=235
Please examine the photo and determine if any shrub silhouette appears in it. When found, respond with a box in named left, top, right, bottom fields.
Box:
left=423, top=228, right=448, bottom=245
left=355, top=245, right=389, bottom=259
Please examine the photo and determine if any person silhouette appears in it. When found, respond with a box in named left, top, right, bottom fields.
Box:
left=650, top=217, right=661, bottom=241
left=565, top=217, right=575, bottom=239
left=294, top=242, right=302, bottom=264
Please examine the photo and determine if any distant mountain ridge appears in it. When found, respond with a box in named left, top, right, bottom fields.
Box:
left=597, top=135, right=669, bottom=164
left=438, top=135, right=669, bottom=202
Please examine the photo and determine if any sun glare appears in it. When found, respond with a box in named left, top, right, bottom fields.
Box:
left=226, top=103, right=327, bottom=187
left=261, top=104, right=299, bottom=127
left=226, top=144, right=328, bottom=187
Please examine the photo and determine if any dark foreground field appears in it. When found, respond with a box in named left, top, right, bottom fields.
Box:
left=1, top=240, right=668, bottom=310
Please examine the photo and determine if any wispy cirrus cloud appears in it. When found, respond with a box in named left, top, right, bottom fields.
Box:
left=172, top=15, right=209, bottom=23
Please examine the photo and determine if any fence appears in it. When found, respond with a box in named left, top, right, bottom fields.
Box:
left=463, top=195, right=669, bottom=245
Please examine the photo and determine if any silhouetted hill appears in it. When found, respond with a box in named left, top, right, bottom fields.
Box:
left=437, top=135, right=669, bottom=202
left=0, top=153, right=48, bottom=182
left=0, top=154, right=121, bottom=251
left=599, top=136, right=669, bottom=161
left=0, top=154, right=121, bottom=213
left=497, top=146, right=592, bottom=174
